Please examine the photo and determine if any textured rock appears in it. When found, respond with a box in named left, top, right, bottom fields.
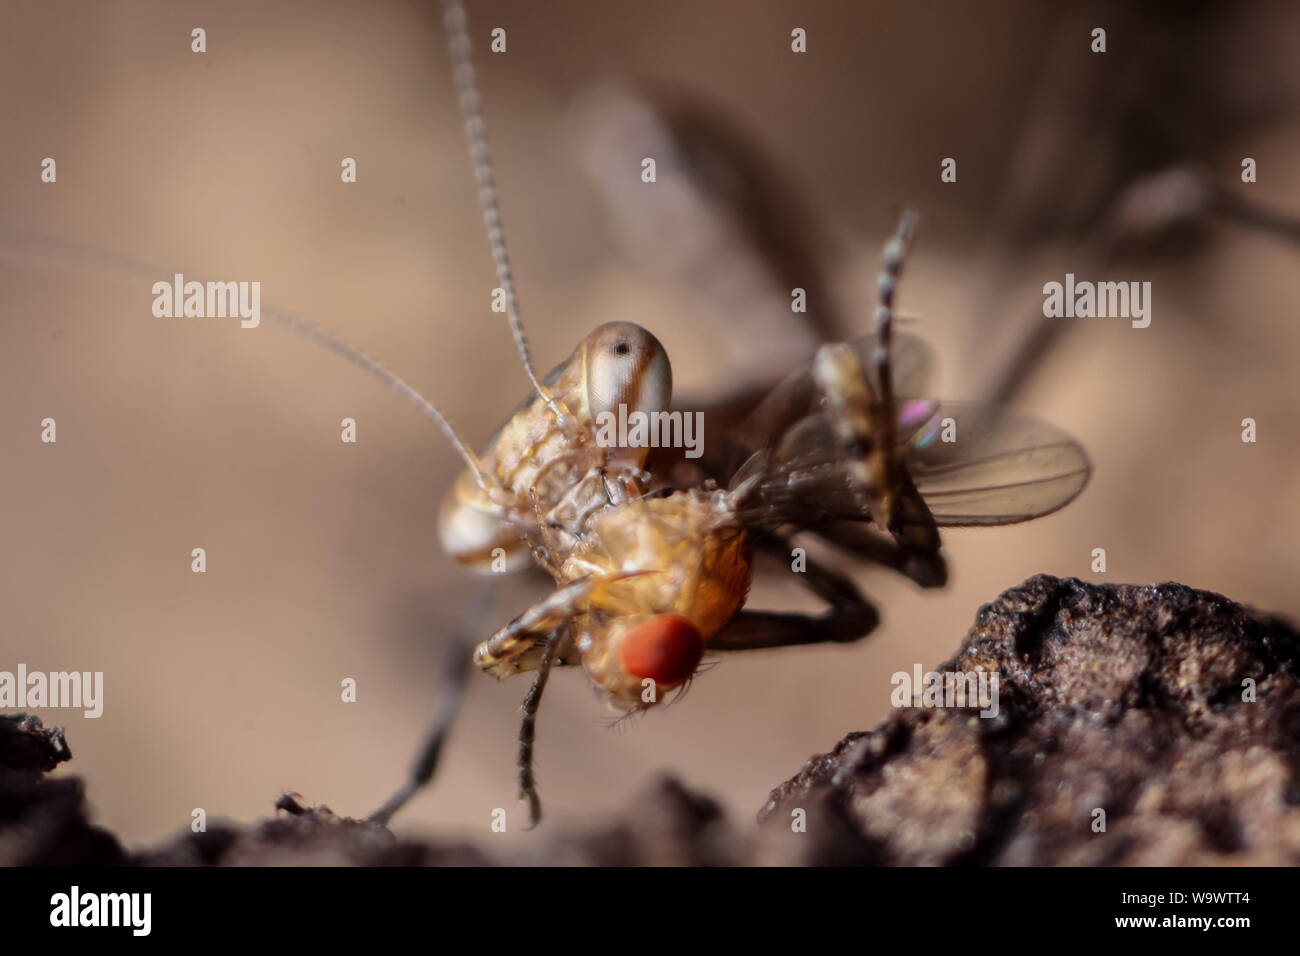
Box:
left=136, top=779, right=741, bottom=866
left=0, top=708, right=736, bottom=865
left=135, top=792, right=490, bottom=866
left=0, top=714, right=125, bottom=865
left=5, top=576, right=1297, bottom=865
left=760, top=575, right=1300, bottom=865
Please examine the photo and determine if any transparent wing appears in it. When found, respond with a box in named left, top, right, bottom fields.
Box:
left=905, top=402, right=1091, bottom=525
left=729, top=399, right=1089, bottom=529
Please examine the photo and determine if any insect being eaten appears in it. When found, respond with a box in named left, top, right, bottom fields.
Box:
left=367, top=0, right=1091, bottom=828
left=2, top=0, right=1092, bottom=831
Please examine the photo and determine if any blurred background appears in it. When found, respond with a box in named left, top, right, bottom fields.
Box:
left=2, top=0, right=1298, bottom=851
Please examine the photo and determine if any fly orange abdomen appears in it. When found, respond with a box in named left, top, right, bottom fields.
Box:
left=619, top=614, right=704, bottom=686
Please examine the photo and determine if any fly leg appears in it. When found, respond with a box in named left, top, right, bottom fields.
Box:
left=517, top=628, right=564, bottom=829
left=711, top=542, right=879, bottom=651
left=367, top=573, right=598, bottom=826
left=802, top=518, right=948, bottom=589
left=467, top=571, right=646, bottom=827
left=474, top=573, right=639, bottom=678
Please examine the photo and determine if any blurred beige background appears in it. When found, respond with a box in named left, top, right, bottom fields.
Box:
left=2, top=0, right=1298, bottom=851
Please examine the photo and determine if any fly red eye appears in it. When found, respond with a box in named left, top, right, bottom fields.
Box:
left=619, top=614, right=703, bottom=686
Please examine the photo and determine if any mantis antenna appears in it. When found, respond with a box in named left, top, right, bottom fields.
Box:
left=0, top=227, right=493, bottom=490
left=441, top=0, right=573, bottom=431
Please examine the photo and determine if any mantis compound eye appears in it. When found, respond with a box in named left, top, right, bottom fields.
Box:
left=583, top=321, right=672, bottom=425
left=619, top=614, right=704, bottom=687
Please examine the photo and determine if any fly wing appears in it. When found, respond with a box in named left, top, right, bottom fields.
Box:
left=905, top=402, right=1091, bottom=525
left=729, top=399, right=1089, bottom=529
